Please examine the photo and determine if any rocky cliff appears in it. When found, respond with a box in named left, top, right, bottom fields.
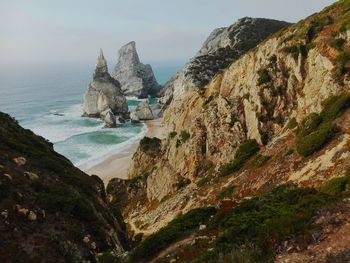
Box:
left=114, top=1, right=350, bottom=254
left=0, top=112, right=128, bottom=262
left=158, top=17, right=291, bottom=111
left=113, top=41, right=160, bottom=99
left=83, top=49, right=129, bottom=126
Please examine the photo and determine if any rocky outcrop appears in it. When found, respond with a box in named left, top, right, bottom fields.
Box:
left=158, top=18, right=290, bottom=111
left=130, top=101, right=154, bottom=122
left=113, top=41, right=160, bottom=98
left=122, top=3, right=350, bottom=238
left=83, top=49, right=128, bottom=127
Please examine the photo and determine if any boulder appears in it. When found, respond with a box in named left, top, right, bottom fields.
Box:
left=130, top=111, right=140, bottom=123
left=27, top=211, right=37, bottom=221
left=131, top=101, right=154, bottom=121
left=13, top=157, right=26, bottom=166
left=100, top=108, right=116, bottom=128
left=112, top=41, right=160, bottom=98
left=24, top=171, right=39, bottom=180
left=83, top=49, right=129, bottom=126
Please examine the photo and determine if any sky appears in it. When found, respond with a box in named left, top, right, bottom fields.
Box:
left=0, top=0, right=336, bottom=68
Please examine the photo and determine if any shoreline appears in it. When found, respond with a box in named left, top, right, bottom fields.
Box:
left=86, top=117, right=164, bottom=185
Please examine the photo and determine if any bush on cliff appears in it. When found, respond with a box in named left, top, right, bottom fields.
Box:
left=129, top=207, right=217, bottom=262
left=140, top=137, right=161, bottom=154
left=320, top=93, right=350, bottom=122
left=195, top=185, right=336, bottom=262
left=220, top=139, right=260, bottom=176
left=296, top=122, right=338, bottom=157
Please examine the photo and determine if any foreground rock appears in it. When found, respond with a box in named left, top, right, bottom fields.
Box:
left=158, top=17, right=291, bottom=110
left=0, top=112, right=129, bottom=261
left=83, top=49, right=128, bottom=127
left=130, top=101, right=154, bottom=122
left=113, top=41, right=160, bottom=98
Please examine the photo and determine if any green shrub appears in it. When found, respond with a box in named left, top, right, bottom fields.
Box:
left=220, top=140, right=260, bottom=176
left=219, top=160, right=244, bottom=177
left=296, top=122, right=338, bottom=157
left=235, top=139, right=260, bottom=161
left=320, top=170, right=350, bottom=196
left=320, top=93, right=350, bottom=122
left=296, top=113, right=322, bottom=138
left=129, top=207, right=217, bottom=262
left=336, top=52, right=350, bottom=76
left=330, top=38, right=346, bottom=51
left=282, top=44, right=309, bottom=57
left=257, top=68, right=271, bottom=85
left=169, top=131, right=177, bottom=138
left=274, top=115, right=284, bottom=125
left=276, top=85, right=284, bottom=95
left=180, top=131, right=191, bottom=141
left=196, top=177, right=210, bottom=187
left=140, top=137, right=161, bottom=154
left=287, top=117, right=298, bottom=129
left=285, top=148, right=294, bottom=156
left=196, top=185, right=336, bottom=262
left=97, top=251, right=117, bottom=263
left=175, top=177, right=191, bottom=190
left=39, top=185, right=97, bottom=221
left=217, top=185, right=236, bottom=199
left=306, top=16, right=333, bottom=42
left=251, top=154, right=271, bottom=167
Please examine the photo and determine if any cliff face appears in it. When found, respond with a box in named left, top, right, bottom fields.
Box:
left=83, top=49, right=129, bottom=125
left=0, top=113, right=128, bottom=261
left=158, top=18, right=291, bottom=110
left=113, top=41, right=160, bottom=99
left=120, top=0, right=350, bottom=238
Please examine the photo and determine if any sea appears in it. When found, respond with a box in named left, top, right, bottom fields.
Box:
left=0, top=63, right=181, bottom=170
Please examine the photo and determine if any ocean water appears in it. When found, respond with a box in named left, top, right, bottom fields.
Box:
left=0, top=63, right=181, bottom=170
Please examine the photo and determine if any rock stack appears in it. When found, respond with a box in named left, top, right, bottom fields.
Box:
left=83, top=49, right=129, bottom=127
left=130, top=101, right=154, bottom=122
left=113, top=41, right=160, bottom=99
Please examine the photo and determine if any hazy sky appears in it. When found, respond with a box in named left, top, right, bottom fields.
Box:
left=0, top=0, right=336, bottom=67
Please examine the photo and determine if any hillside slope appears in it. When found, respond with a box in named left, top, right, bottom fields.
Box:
left=0, top=113, right=128, bottom=262
left=110, top=0, right=350, bottom=246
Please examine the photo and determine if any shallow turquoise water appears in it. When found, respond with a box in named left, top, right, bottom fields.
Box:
left=0, top=64, right=180, bottom=169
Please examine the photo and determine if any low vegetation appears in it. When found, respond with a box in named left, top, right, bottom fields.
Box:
left=287, top=117, right=298, bottom=129
left=195, top=184, right=336, bottom=262
left=320, top=170, right=350, bottom=196
left=180, top=130, right=191, bottom=141
left=251, top=154, right=271, bottom=168
left=220, top=139, right=260, bottom=176
left=128, top=207, right=217, bottom=262
left=295, top=94, right=350, bottom=157
left=330, top=37, right=346, bottom=51
left=216, top=185, right=236, bottom=199
left=139, top=137, right=161, bottom=155
left=296, top=122, right=338, bottom=157
left=175, top=177, right=191, bottom=190
left=257, top=68, right=271, bottom=85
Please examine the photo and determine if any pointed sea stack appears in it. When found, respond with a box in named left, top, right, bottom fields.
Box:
left=83, top=49, right=129, bottom=127
left=112, top=41, right=160, bottom=99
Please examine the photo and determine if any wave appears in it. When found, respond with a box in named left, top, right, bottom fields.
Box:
left=69, top=123, right=147, bottom=170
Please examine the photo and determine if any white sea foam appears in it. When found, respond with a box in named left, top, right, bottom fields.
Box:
left=71, top=123, right=147, bottom=170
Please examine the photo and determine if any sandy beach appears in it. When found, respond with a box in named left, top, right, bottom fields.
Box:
left=86, top=117, right=164, bottom=185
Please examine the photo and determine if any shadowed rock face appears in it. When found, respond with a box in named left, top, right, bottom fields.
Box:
left=83, top=49, right=128, bottom=122
left=158, top=17, right=291, bottom=108
left=0, top=112, right=129, bottom=261
left=113, top=41, right=160, bottom=99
